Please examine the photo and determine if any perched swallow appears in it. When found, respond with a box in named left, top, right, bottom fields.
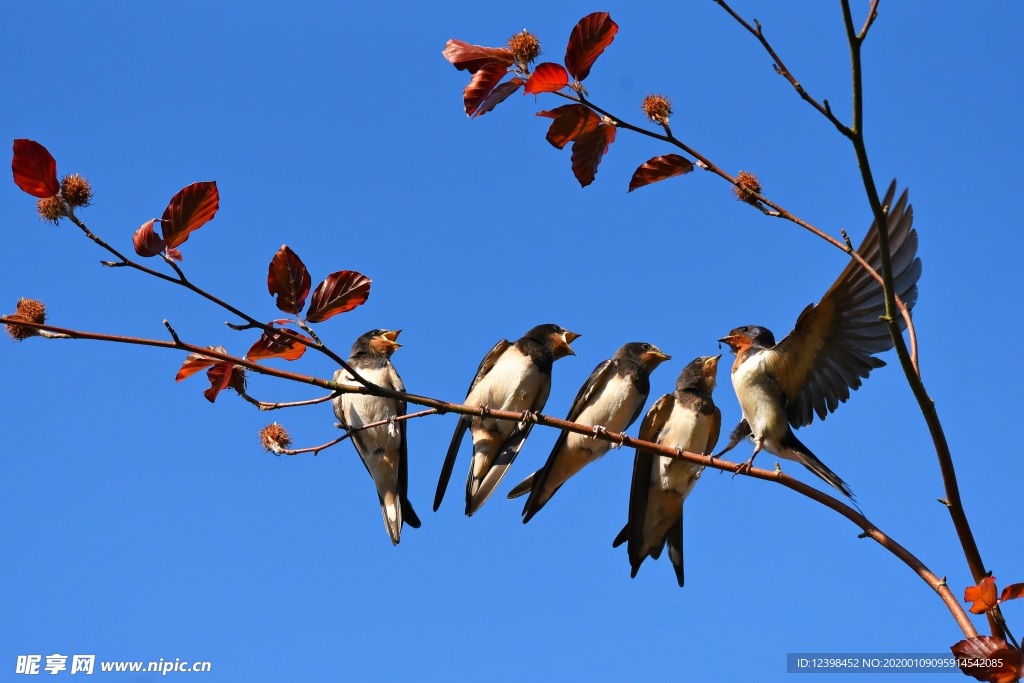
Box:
left=333, top=329, right=420, bottom=545
left=612, top=355, right=721, bottom=587
left=433, top=324, right=579, bottom=516
left=509, top=342, right=671, bottom=523
left=717, top=182, right=921, bottom=497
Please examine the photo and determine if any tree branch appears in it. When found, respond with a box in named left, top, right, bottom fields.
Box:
left=0, top=316, right=978, bottom=637
left=62, top=209, right=368, bottom=387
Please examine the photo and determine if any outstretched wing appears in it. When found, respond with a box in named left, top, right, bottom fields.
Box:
left=767, top=182, right=922, bottom=428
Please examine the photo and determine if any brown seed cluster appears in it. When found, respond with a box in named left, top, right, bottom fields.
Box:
left=60, top=174, right=93, bottom=208
left=34, top=173, right=94, bottom=224
left=734, top=171, right=763, bottom=204
left=4, top=298, right=47, bottom=341
left=36, top=195, right=68, bottom=224
left=642, top=94, right=673, bottom=126
left=259, top=422, right=292, bottom=454
left=508, top=30, right=541, bottom=66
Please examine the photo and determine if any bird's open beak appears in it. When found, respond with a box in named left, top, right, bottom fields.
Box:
left=379, top=329, right=402, bottom=350
left=718, top=335, right=742, bottom=351
left=646, top=350, right=671, bottom=363
left=559, top=330, right=581, bottom=356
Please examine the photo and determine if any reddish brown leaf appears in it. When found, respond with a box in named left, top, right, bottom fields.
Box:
left=474, top=77, right=523, bottom=117
left=160, top=181, right=219, bottom=249
left=628, top=154, right=695, bottom=192
left=306, top=270, right=371, bottom=323
left=951, top=637, right=1022, bottom=683
left=12, top=139, right=59, bottom=198
left=176, top=346, right=230, bottom=381
left=267, top=245, right=311, bottom=315
left=464, top=62, right=509, bottom=117
left=1000, top=583, right=1024, bottom=603
left=570, top=123, right=616, bottom=188
left=524, top=63, right=569, bottom=95
left=442, top=39, right=513, bottom=73
left=564, top=12, right=618, bottom=82
left=133, top=219, right=165, bottom=258
left=965, top=576, right=999, bottom=614
left=204, top=362, right=234, bottom=403
left=538, top=104, right=602, bottom=150
left=246, top=326, right=310, bottom=362
left=166, top=247, right=184, bottom=262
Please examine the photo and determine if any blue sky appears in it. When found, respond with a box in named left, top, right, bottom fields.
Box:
left=2, top=1, right=1022, bottom=681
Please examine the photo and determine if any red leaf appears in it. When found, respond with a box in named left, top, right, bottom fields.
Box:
left=474, top=77, right=523, bottom=117
left=564, top=12, right=618, bottom=82
left=538, top=104, right=602, bottom=149
left=570, top=123, right=616, bottom=187
left=246, top=326, right=310, bottom=362
left=203, top=363, right=234, bottom=403
left=306, top=270, right=371, bottom=323
left=267, top=245, right=311, bottom=315
left=1000, top=583, right=1024, bottom=603
left=464, top=62, right=509, bottom=117
left=12, top=139, right=59, bottom=198
left=628, top=154, right=695, bottom=192
left=176, top=346, right=230, bottom=381
left=442, top=39, right=513, bottom=73
left=951, top=636, right=1022, bottom=683
left=133, top=219, right=165, bottom=258
left=160, top=181, right=219, bottom=249
left=524, top=63, right=569, bottom=94
left=166, top=247, right=184, bottom=262
left=965, top=576, right=999, bottom=614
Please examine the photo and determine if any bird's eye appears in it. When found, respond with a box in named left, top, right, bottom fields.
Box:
left=553, top=326, right=563, bottom=332
left=642, top=343, right=651, bottom=350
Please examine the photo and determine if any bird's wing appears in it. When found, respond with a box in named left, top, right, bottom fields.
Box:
left=769, top=181, right=922, bottom=427
left=518, top=359, right=615, bottom=520
left=625, top=394, right=673, bottom=571
left=389, top=368, right=419, bottom=529
left=489, top=374, right=552, bottom=471
left=433, top=339, right=511, bottom=511
left=706, top=405, right=722, bottom=455
left=466, top=377, right=552, bottom=516
left=566, top=359, right=616, bottom=422
left=465, top=339, right=512, bottom=395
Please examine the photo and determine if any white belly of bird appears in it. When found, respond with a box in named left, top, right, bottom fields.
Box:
left=564, top=374, right=638, bottom=460
left=338, top=366, right=401, bottom=459
left=731, top=354, right=787, bottom=442
left=467, top=347, right=542, bottom=421
left=655, top=407, right=708, bottom=493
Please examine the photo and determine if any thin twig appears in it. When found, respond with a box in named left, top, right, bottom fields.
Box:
left=163, top=319, right=182, bottom=345
left=281, top=409, right=441, bottom=456
left=711, top=0, right=851, bottom=135
left=240, top=393, right=336, bottom=411
left=61, top=210, right=366, bottom=386
left=554, top=90, right=918, bottom=352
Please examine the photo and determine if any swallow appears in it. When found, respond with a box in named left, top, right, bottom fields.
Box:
left=433, top=324, right=579, bottom=516
left=717, top=182, right=921, bottom=498
left=333, top=329, right=420, bottom=545
left=612, top=355, right=721, bottom=587
left=508, top=342, right=671, bottom=523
